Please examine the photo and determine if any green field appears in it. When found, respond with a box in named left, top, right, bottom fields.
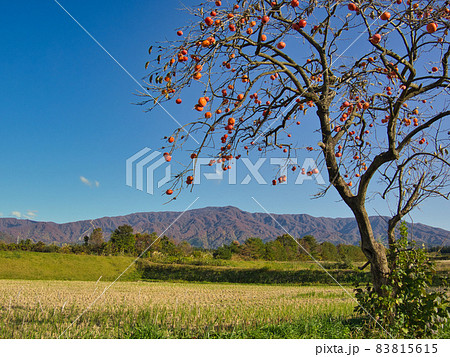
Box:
left=1, top=251, right=447, bottom=286
left=0, top=251, right=139, bottom=281
left=0, top=251, right=372, bottom=285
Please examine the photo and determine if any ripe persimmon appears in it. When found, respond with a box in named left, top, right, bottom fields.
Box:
left=427, top=22, right=437, bottom=33
left=380, top=12, right=391, bottom=21
left=205, top=17, right=214, bottom=26
left=348, top=3, right=357, bottom=11
left=370, top=34, right=381, bottom=44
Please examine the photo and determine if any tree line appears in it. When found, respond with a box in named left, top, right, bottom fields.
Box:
left=0, top=224, right=445, bottom=263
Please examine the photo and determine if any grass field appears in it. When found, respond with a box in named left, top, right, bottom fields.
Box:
left=0, top=251, right=139, bottom=281
left=3, top=251, right=447, bottom=287
left=0, top=251, right=372, bottom=285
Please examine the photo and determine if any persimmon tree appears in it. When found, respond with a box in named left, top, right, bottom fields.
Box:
left=140, top=0, right=450, bottom=293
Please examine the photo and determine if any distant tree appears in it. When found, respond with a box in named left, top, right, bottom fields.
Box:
left=89, top=228, right=105, bottom=252
left=213, top=245, right=232, bottom=259
left=60, top=244, right=72, bottom=254
left=298, top=235, right=319, bottom=259
left=34, top=241, right=46, bottom=252
left=159, top=236, right=180, bottom=256
left=275, top=234, right=300, bottom=260
left=178, top=241, right=194, bottom=256
left=241, top=237, right=266, bottom=259
left=110, top=225, right=135, bottom=254
left=135, top=232, right=159, bottom=256
left=319, top=241, right=339, bottom=261
left=42, top=244, right=60, bottom=253
left=338, top=244, right=366, bottom=264
left=265, top=239, right=286, bottom=261
left=18, top=239, right=33, bottom=251
left=229, top=240, right=241, bottom=254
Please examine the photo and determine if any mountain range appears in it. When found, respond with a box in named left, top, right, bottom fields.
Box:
left=0, top=206, right=448, bottom=248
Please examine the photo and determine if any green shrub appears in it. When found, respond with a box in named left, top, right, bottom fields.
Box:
left=355, top=222, right=449, bottom=338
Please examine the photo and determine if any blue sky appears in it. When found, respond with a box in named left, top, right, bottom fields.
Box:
left=1, top=0, right=449, bottom=232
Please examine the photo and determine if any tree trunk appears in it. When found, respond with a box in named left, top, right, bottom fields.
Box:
left=318, top=108, right=390, bottom=294
left=351, top=204, right=390, bottom=294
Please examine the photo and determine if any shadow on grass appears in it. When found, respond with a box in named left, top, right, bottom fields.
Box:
left=137, top=260, right=371, bottom=285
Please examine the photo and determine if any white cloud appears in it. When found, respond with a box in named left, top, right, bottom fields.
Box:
left=9, top=210, right=38, bottom=220
left=0, top=212, right=3, bottom=217
left=11, top=211, right=22, bottom=218
left=80, top=176, right=91, bottom=186
left=26, top=210, right=38, bottom=218
left=80, top=176, right=100, bottom=188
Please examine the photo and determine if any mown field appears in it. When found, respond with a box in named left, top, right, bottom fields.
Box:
left=0, top=251, right=448, bottom=339
left=0, top=280, right=371, bottom=338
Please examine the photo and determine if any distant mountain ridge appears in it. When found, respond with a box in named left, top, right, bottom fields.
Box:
left=0, top=206, right=448, bottom=248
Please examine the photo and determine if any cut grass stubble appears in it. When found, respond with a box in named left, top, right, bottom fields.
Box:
left=0, top=280, right=358, bottom=338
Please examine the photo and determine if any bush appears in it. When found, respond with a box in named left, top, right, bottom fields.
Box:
left=355, top=222, right=449, bottom=338
left=213, top=246, right=232, bottom=260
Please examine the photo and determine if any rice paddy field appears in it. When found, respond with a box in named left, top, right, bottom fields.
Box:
left=0, top=280, right=365, bottom=339
left=0, top=252, right=448, bottom=339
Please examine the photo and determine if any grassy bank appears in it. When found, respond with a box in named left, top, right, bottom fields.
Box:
left=0, top=251, right=139, bottom=281
left=137, top=260, right=371, bottom=285
left=1, top=251, right=448, bottom=285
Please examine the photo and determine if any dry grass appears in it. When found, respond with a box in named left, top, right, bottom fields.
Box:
left=0, top=280, right=356, bottom=338
left=435, top=259, right=450, bottom=271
